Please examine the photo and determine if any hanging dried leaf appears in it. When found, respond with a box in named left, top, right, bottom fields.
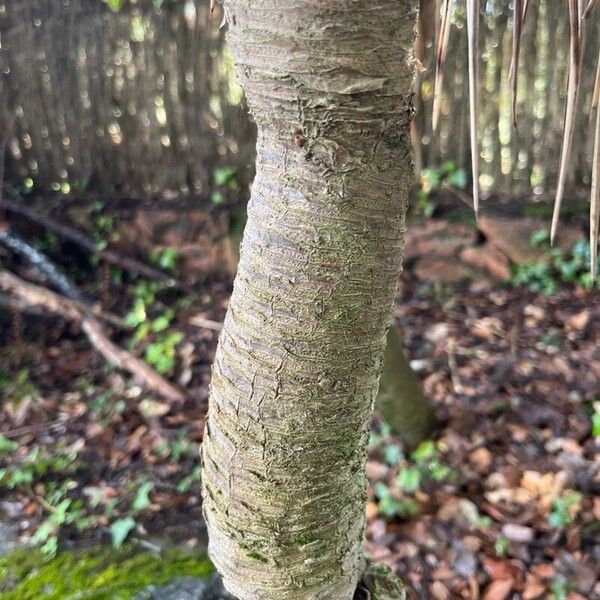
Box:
left=432, top=0, right=452, bottom=132
left=551, top=0, right=583, bottom=245
left=466, top=0, right=480, bottom=216
left=510, top=0, right=524, bottom=128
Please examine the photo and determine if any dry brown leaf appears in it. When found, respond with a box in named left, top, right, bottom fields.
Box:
left=531, top=563, right=556, bottom=579
left=482, top=556, right=517, bottom=582
left=139, top=399, right=170, bottom=418
left=430, top=581, right=451, bottom=600
left=365, top=501, right=379, bottom=520
left=431, top=564, right=456, bottom=580
left=482, top=556, right=522, bottom=585
left=523, top=575, right=546, bottom=600
left=593, top=496, right=600, bottom=520
left=565, top=309, right=591, bottom=331
left=472, top=317, right=504, bottom=341
left=365, top=460, right=389, bottom=480
left=520, top=470, right=546, bottom=495
left=508, top=424, right=529, bottom=442
left=469, top=447, right=493, bottom=472
left=483, top=579, right=513, bottom=600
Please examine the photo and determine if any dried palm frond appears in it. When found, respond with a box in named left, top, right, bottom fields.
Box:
left=591, top=53, right=600, bottom=279
left=584, top=0, right=599, bottom=18
left=432, top=0, right=452, bottom=132
left=509, top=0, right=525, bottom=128
left=550, top=0, right=584, bottom=246
left=433, top=0, right=598, bottom=276
left=592, top=56, right=600, bottom=115
left=466, top=0, right=480, bottom=216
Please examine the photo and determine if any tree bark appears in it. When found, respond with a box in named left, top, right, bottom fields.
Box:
left=201, top=1, right=417, bottom=598
left=226, top=231, right=436, bottom=450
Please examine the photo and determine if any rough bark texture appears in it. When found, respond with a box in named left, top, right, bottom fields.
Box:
left=225, top=231, right=436, bottom=449
left=378, top=327, right=437, bottom=449
left=201, top=1, right=416, bottom=598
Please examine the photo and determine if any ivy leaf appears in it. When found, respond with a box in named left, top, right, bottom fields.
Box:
left=132, top=482, right=154, bottom=512
left=383, top=444, right=402, bottom=466
left=374, top=481, right=391, bottom=500
left=548, top=510, right=568, bottom=528
left=40, top=536, right=58, bottom=558
left=213, top=167, right=236, bottom=186
left=446, top=168, right=468, bottom=189
left=592, top=412, right=600, bottom=438
left=0, top=434, right=18, bottom=457
left=106, top=0, right=125, bottom=12
left=31, top=521, right=54, bottom=544
left=397, top=467, right=421, bottom=493
left=111, top=517, right=136, bottom=548
left=151, top=313, right=172, bottom=333
left=49, top=499, right=72, bottom=525
left=124, top=298, right=147, bottom=327
left=411, top=440, right=436, bottom=462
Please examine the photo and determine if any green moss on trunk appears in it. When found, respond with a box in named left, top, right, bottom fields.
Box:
left=0, top=546, right=213, bottom=600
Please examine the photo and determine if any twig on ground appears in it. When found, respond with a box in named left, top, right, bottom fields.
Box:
left=446, top=337, right=464, bottom=394
left=0, top=270, right=128, bottom=329
left=0, top=269, right=185, bottom=403
left=0, top=227, right=87, bottom=300
left=0, top=418, right=67, bottom=439
left=189, top=314, right=223, bottom=332
left=2, top=194, right=194, bottom=294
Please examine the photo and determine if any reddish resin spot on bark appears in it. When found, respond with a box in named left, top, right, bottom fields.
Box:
left=293, top=129, right=305, bottom=148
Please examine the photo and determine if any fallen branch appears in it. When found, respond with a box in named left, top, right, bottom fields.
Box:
left=0, top=227, right=86, bottom=300
left=0, top=292, right=48, bottom=318
left=0, top=273, right=128, bottom=330
left=2, top=195, right=193, bottom=294
left=0, top=418, right=67, bottom=440
left=0, top=269, right=185, bottom=403
left=189, top=314, right=223, bottom=332
left=0, top=227, right=128, bottom=329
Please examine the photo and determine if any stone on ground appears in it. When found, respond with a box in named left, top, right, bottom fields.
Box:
left=135, top=573, right=237, bottom=600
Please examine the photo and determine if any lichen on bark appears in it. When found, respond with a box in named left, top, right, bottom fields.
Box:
left=201, top=1, right=417, bottom=598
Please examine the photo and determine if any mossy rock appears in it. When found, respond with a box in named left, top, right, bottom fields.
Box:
left=0, top=545, right=213, bottom=600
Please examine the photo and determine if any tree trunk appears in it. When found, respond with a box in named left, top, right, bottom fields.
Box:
left=378, top=327, right=437, bottom=449
left=227, top=230, right=435, bottom=450
left=201, top=1, right=417, bottom=598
